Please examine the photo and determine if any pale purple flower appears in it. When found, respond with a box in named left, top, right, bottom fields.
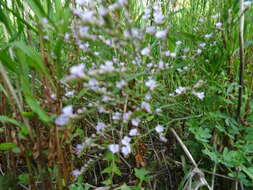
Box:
left=141, top=101, right=151, bottom=113
left=129, top=128, right=139, bottom=136
left=145, top=78, right=157, bottom=90
left=72, top=169, right=81, bottom=177
left=170, top=52, right=177, bottom=58
left=204, top=33, right=212, bottom=39
left=146, top=26, right=156, bottom=34
left=108, top=144, right=120, bottom=154
left=65, top=90, right=75, bottom=97
left=141, top=47, right=150, bottom=56
left=176, top=41, right=182, bottom=45
left=175, top=87, right=187, bottom=94
left=155, top=124, right=164, bottom=133
left=154, top=12, right=164, bottom=24
left=100, top=61, right=114, bottom=73
left=215, top=22, right=222, bottom=29
left=116, top=80, right=126, bottom=89
left=70, top=64, right=85, bottom=78
left=55, top=114, right=70, bottom=126
left=121, top=136, right=131, bottom=145
left=96, top=122, right=106, bottom=132
left=112, top=112, right=121, bottom=121
left=121, top=145, right=131, bottom=156
left=123, top=111, right=132, bottom=122
left=155, top=30, right=167, bottom=39
left=131, top=118, right=140, bottom=126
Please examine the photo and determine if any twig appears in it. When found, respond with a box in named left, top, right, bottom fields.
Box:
left=211, top=163, right=217, bottom=190
left=237, top=0, right=245, bottom=121
left=170, top=128, right=212, bottom=190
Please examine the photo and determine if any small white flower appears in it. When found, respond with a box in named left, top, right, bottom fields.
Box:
left=145, top=93, right=152, bottom=100
left=159, top=135, right=168, bottom=142
left=72, top=169, right=81, bottom=177
left=181, top=55, right=187, bottom=60
left=65, top=90, right=75, bottom=97
left=141, top=101, right=151, bottom=113
left=183, top=48, right=190, bottom=53
left=204, top=33, right=212, bottom=39
left=175, top=87, right=187, bottom=94
left=75, top=144, right=84, bottom=152
left=121, top=136, right=131, bottom=145
left=102, top=95, right=110, bottom=102
left=70, top=64, right=85, bottom=78
left=108, top=144, right=120, bottom=154
left=146, top=26, right=156, bottom=34
left=158, top=61, right=164, bottom=69
left=170, top=52, right=177, bottom=58
left=196, top=49, right=202, bottom=54
left=211, top=13, right=220, bottom=19
left=143, top=8, right=151, bottom=19
left=80, top=10, right=94, bottom=22
left=215, top=22, right=222, bottom=29
left=79, top=26, right=89, bottom=37
left=123, top=111, right=132, bottom=122
left=121, top=145, right=131, bottom=156
left=155, top=30, right=167, bottom=39
left=244, top=1, right=253, bottom=7
left=116, top=80, right=126, bottom=89
left=155, top=124, right=164, bottom=133
left=41, top=18, right=48, bottom=25
left=198, top=43, right=206, bottom=48
left=192, top=91, right=205, bottom=100
left=55, top=114, right=70, bottom=126
left=129, top=128, right=139, bottom=136
left=62, top=105, right=73, bottom=116
left=117, top=0, right=127, bottom=7
left=141, top=47, right=150, bottom=56
left=98, top=7, right=108, bottom=16
left=98, top=106, right=106, bottom=113
left=96, top=122, right=106, bottom=132
left=145, top=78, right=157, bottom=90
left=199, top=18, right=205, bottom=23
left=176, top=41, right=182, bottom=45
left=155, top=108, right=162, bottom=114
left=131, top=118, right=140, bottom=126
left=50, top=93, right=56, bottom=100
left=100, top=61, right=114, bottom=73
left=112, top=112, right=121, bottom=121
left=154, top=12, right=164, bottom=24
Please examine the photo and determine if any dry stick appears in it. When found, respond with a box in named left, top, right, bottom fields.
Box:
left=170, top=128, right=212, bottom=190
left=236, top=1, right=245, bottom=188
left=237, top=0, right=245, bottom=122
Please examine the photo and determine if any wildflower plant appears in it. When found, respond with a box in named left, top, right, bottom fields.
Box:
left=1, top=0, right=253, bottom=189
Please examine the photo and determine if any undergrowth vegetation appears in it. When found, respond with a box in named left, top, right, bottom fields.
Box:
left=0, top=0, right=253, bottom=189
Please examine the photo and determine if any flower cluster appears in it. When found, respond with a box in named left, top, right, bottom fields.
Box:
left=52, top=0, right=213, bottom=180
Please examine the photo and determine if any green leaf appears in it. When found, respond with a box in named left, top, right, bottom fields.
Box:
left=18, top=173, right=29, bottom=185
left=24, top=0, right=46, bottom=18
left=116, top=184, right=132, bottom=190
left=134, top=168, right=150, bottom=182
left=0, top=142, right=17, bottom=151
left=12, top=147, right=21, bottom=154
left=0, top=116, right=21, bottom=126
left=26, top=96, right=51, bottom=123
left=241, top=166, right=253, bottom=181
left=222, top=148, right=245, bottom=167
left=101, top=177, right=112, bottom=186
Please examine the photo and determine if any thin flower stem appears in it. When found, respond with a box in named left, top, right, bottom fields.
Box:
left=237, top=0, right=245, bottom=121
